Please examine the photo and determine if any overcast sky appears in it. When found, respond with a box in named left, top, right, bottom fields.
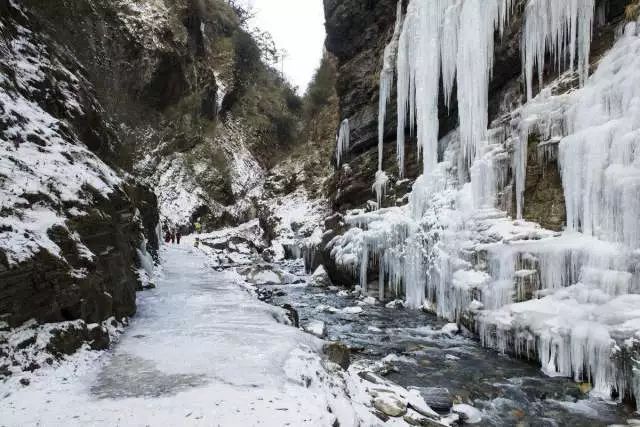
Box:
left=245, top=0, right=326, bottom=93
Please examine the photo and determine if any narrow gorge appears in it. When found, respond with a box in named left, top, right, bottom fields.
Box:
left=2, top=0, right=640, bottom=426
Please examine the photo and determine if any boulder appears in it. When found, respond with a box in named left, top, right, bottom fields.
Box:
left=46, top=323, right=89, bottom=357
left=309, top=265, right=332, bottom=288
left=342, top=306, right=363, bottom=315
left=303, top=320, right=327, bottom=338
left=373, top=393, right=408, bottom=418
left=281, top=304, right=299, bottom=328
left=87, top=324, right=110, bottom=351
left=240, top=265, right=285, bottom=286
left=418, top=388, right=454, bottom=413
left=452, top=403, right=483, bottom=424
left=324, top=341, right=351, bottom=369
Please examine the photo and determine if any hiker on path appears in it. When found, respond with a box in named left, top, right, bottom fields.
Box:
left=176, top=231, right=182, bottom=244
left=170, top=231, right=175, bottom=244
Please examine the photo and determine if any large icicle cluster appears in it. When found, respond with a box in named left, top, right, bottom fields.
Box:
left=331, top=0, right=640, bottom=402
left=522, top=0, right=595, bottom=100
left=372, top=1, right=403, bottom=208
left=477, top=21, right=640, bottom=401
left=513, top=0, right=596, bottom=218
left=395, top=0, right=513, bottom=175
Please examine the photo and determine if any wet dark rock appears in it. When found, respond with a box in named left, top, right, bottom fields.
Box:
left=257, top=288, right=273, bottom=302
left=15, top=335, right=36, bottom=350
left=19, top=377, right=30, bottom=386
left=22, top=361, right=40, bottom=372
left=47, top=323, right=89, bottom=357
left=358, top=371, right=381, bottom=384
left=418, top=388, right=454, bottom=414
left=140, top=283, right=157, bottom=291
left=88, top=324, right=111, bottom=351
left=324, top=342, right=351, bottom=370
left=521, top=135, right=566, bottom=231
left=0, top=364, right=11, bottom=378
left=281, top=304, right=299, bottom=328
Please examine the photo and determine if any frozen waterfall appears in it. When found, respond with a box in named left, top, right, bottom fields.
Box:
left=331, top=0, right=640, bottom=402
left=336, top=118, right=350, bottom=167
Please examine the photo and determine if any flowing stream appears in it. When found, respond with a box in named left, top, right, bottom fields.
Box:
left=266, top=259, right=636, bottom=426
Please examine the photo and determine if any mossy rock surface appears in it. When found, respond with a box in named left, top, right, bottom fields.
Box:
left=522, top=134, right=566, bottom=232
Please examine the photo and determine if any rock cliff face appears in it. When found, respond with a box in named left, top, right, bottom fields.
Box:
left=22, top=0, right=303, bottom=231
left=0, top=1, right=159, bottom=328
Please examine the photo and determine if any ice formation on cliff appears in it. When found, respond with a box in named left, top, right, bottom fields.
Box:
left=378, top=0, right=403, bottom=174
left=336, top=119, right=350, bottom=167
left=395, top=0, right=513, bottom=174
left=332, top=0, right=640, bottom=400
left=522, top=0, right=595, bottom=100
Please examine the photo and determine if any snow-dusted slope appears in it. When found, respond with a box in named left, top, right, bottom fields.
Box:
left=141, top=119, right=266, bottom=229
left=0, top=2, right=158, bottom=327
left=0, top=15, right=121, bottom=265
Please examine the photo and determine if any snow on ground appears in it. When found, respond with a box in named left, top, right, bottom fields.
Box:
left=0, top=246, right=365, bottom=426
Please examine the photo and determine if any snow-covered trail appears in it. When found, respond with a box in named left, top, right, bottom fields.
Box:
left=2, top=246, right=349, bottom=426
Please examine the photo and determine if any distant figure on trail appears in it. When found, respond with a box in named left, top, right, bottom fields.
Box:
left=194, top=237, right=200, bottom=248
left=194, top=222, right=202, bottom=234
left=176, top=231, right=182, bottom=244
left=170, top=231, right=175, bottom=244
left=164, top=230, right=171, bottom=244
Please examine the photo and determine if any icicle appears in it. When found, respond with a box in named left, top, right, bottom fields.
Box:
left=378, top=0, right=403, bottom=173
left=137, top=239, right=155, bottom=277
left=441, top=2, right=461, bottom=110
left=456, top=0, right=493, bottom=165
left=514, top=125, right=529, bottom=219
left=373, top=170, right=390, bottom=208
left=522, top=0, right=596, bottom=100
left=559, top=25, right=640, bottom=248
left=396, top=0, right=514, bottom=173
left=396, top=20, right=409, bottom=177
left=336, top=118, right=350, bottom=167
left=360, top=244, right=368, bottom=294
